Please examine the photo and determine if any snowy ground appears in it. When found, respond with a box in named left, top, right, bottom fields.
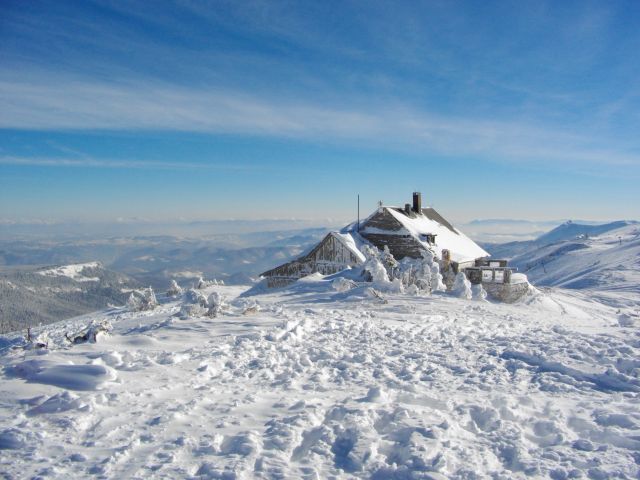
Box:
left=1, top=281, right=639, bottom=479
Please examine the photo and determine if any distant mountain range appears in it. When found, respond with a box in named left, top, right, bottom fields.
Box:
left=483, top=220, right=640, bottom=305
left=460, top=218, right=635, bottom=243
left=0, top=228, right=329, bottom=333
left=0, top=227, right=329, bottom=287
left=2, top=219, right=638, bottom=334
left=534, top=220, right=633, bottom=245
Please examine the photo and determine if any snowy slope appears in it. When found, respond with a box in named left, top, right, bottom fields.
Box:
left=37, top=262, right=103, bottom=282
left=510, top=223, right=640, bottom=307
left=535, top=221, right=634, bottom=246
left=1, top=281, right=639, bottom=479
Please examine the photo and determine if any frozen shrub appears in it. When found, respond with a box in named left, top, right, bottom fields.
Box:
left=472, top=283, right=488, bottom=301
left=184, top=288, right=208, bottom=307
left=127, top=287, right=158, bottom=312
left=166, top=279, right=183, bottom=297
left=393, top=249, right=443, bottom=294
left=179, top=303, right=206, bottom=319
left=363, top=254, right=390, bottom=285
left=332, top=277, right=356, bottom=292
left=451, top=272, right=472, bottom=300
left=360, top=244, right=444, bottom=296
left=179, top=289, right=209, bottom=318
left=365, top=287, right=388, bottom=303
left=405, top=284, right=419, bottom=296
left=206, top=292, right=227, bottom=318
left=387, top=277, right=404, bottom=293
left=429, top=259, right=446, bottom=292
left=179, top=289, right=227, bottom=318
left=195, top=277, right=223, bottom=289
left=380, top=246, right=398, bottom=274
left=24, top=328, right=49, bottom=350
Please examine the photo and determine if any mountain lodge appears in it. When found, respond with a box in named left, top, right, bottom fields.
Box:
left=260, top=192, right=527, bottom=301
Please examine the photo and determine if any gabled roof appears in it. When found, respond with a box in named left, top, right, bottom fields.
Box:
left=307, top=231, right=366, bottom=263
left=260, top=231, right=365, bottom=278
left=331, top=232, right=367, bottom=262
left=361, top=206, right=489, bottom=263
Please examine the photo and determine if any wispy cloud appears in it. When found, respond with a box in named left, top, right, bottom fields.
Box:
left=1, top=76, right=638, bottom=169
left=0, top=155, right=270, bottom=171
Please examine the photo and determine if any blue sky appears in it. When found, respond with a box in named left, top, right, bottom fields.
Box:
left=1, top=0, right=639, bottom=225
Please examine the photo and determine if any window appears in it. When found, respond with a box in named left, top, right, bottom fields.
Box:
left=420, top=234, right=434, bottom=244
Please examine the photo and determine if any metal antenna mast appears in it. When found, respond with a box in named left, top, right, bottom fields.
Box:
left=357, top=194, right=360, bottom=232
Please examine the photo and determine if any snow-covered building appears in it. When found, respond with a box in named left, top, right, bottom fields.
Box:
left=260, top=232, right=366, bottom=288
left=358, top=192, right=487, bottom=269
left=261, top=192, right=527, bottom=299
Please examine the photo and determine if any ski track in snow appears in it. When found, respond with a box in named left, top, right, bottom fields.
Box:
left=1, top=284, right=639, bottom=479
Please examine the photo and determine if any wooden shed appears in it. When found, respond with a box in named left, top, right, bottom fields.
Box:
left=260, top=231, right=365, bottom=288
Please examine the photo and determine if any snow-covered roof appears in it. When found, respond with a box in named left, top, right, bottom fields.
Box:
left=380, top=206, right=488, bottom=263
left=331, top=232, right=367, bottom=262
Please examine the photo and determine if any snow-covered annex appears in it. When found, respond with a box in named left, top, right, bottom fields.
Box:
left=261, top=192, right=529, bottom=301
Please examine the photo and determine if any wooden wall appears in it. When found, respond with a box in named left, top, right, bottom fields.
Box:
left=360, top=233, right=425, bottom=259
left=261, top=233, right=362, bottom=282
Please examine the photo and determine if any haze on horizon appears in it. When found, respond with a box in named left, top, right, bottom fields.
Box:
left=1, top=0, right=639, bottom=225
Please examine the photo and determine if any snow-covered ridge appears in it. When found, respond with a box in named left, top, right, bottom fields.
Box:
left=509, top=223, right=640, bottom=306
left=37, top=262, right=103, bottom=282
left=535, top=220, right=635, bottom=246
left=1, top=281, right=638, bottom=479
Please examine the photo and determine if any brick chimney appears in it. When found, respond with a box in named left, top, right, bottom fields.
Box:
left=412, top=192, right=422, bottom=213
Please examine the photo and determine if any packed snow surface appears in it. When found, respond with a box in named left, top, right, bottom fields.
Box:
left=1, top=281, right=639, bottom=479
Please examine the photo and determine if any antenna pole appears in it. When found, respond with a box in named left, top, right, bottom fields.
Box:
left=357, top=194, right=360, bottom=232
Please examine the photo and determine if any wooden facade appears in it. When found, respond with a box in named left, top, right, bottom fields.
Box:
left=260, top=232, right=363, bottom=288
left=360, top=208, right=435, bottom=260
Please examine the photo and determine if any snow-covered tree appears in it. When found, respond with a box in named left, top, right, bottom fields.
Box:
left=472, top=283, right=488, bottom=301
left=166, top=279, right=183, bottom=297
left=127, top=287, right=158, bottom=311
left=360, top=244, right=446, bottom=296
left=362, top=248, right=390, bottom=284
left=332, top=277, right=356, bottom=292
left=180, top=289, right=208, bottom=318
left=206, top=292, right=226, bottom=318
left=179, top=288, right=227, bottom=318
left=451, top=272, right=472, bottom=300
left=380, top=246, right=398, bottom=275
